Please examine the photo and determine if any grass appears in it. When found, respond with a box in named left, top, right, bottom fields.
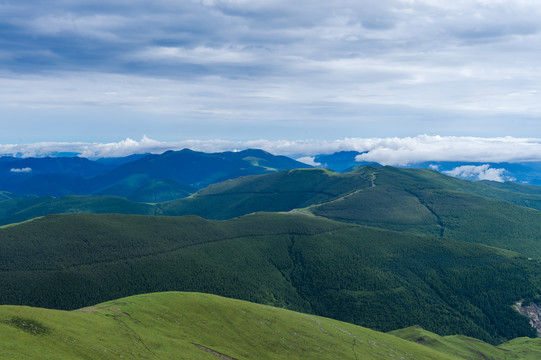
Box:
left=0, top=292, right=479, bottom=360
left=3, top=291, right=541, bottom=359
left=390, top=325, right=541, bottom=360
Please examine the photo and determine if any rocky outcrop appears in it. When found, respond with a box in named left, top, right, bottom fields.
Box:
left=515, top=301, right=541, bottom=336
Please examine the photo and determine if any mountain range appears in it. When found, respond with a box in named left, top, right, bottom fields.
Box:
left=0, top=149, right=311, bottom=199
left=2, top=148, right=541, bottom=358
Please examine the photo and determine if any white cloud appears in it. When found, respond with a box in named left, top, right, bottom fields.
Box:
left=442, top=164, right=515, bottom=182
left=429, top=164, right=440, bottom=171
left=2, top=1, right=541, bottom=141
left=295, top=156, right=321, bottom=167
left=10, top=167, right=32, bottom=173
left=2, top=136, right=541, bottom=165
left=134, top=45, right=260, bottom=64
left=354, top=135, right=541, bottom=165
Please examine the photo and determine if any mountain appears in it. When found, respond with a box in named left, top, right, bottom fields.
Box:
left=407, top=161, right=541, bottom=186
left=160, top=168, right=370, bottom=219
left=312, top=151, right=370, bottom=172
left=1, top=212, right=540, bottom=344
left=157, top=166, right=541, bottom=257
left=87, top=148, right=312, bottom=193
left=0, top=149, right=311, bottom=199
left=127, top=178, right=197, bottom=203
left=0, top=157, right=108, bottom=196
left=3, top=165, right=541, bottom=258
left=310, top=151, right=541, bottom=185
left=0, top=195, right=155, bottom=225
left=0, top=156, right=108, bottom=179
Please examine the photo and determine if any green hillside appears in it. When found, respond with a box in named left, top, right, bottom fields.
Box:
left=159, top=168, right=371, bottom=219
left=308, top=166, right=541, bottom=256
left=0, top=292, right=464, bottom=360
left=390, top=325, right=541, bottom=359
left=1, top=212, right=540, bottom=344
left=2, top=165, right=541, bottom=259
left=127, top=178, right=197, bottom=202
left=0, top=195, right=155, bottom=225
left=2, top=291, right=541, bottom=359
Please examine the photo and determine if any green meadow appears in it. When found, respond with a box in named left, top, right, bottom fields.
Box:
left=3, top=291, right=540, bottom=360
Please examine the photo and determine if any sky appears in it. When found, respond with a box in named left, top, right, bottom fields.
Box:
left=1, top=1, right=541, bottom=160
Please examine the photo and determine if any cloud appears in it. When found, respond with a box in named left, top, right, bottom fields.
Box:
left=295, top=156, right=321, bottom=167
left=354, top=135, right=541, bottom=165
left=443, top=164, right=515, bottom=183
left=2, top=1, right=541, bottom=141
left=10, top=167, right=32, bottom=173
left=2, top=136, right=541, bottom=166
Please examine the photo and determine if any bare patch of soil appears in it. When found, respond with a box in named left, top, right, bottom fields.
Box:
left=193, top=343, right=239, bottom=360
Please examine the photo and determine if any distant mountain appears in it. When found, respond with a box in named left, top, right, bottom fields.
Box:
left=87, top=148, right=311, bottom=192
left=0, top=156, right=108, bottom=179
left=127, top=178, right=197, bottom=203
left=313, top=151, right=369, bottom=172
left=311, top=151, right=541, bottom=185
left=405, top=161, right=541, bottom=185
left=0, top=156, right=107, bottom=196
left=0, top=149, right=311, bottom=199
left=0, top=195, right=155, bottom=225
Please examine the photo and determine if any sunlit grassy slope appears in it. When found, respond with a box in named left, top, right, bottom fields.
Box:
left=390, top=325, right=541, bottom=360
left=3, top=291, right=538, bottom=360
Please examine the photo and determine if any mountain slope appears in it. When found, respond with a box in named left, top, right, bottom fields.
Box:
left=2, top=165, right=541, bottom=258
left=390, top=325, right=541, bottom=360
left=0, top=292, right=464, bottom=360
left=0, top=149, right=311, bottom=198
left=160, top=168, right=371, bottom=219
left=0, top=195, right=155, bottom=225
left=1, top=212, right=540, bottom=344
left=307, top=166, right=541, bottom=256
left=87, top=148, right=312, bottom=194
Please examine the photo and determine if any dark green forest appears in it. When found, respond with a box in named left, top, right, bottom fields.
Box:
left=1, top=212, right=540, bottom=344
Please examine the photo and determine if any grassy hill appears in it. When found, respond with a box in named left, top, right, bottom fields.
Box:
left=390, top=325, right=541, bottom=359
left=307, top=166, right=541, bottom=256
left=0, top=292, right=454, bottom=360
left=3, top=291, right=541, bottom=360
left=159, top=166, right=541, bottom=257
left=1, top=212, right=540, bottom=344
left=160, top=168, right=371, bottom=219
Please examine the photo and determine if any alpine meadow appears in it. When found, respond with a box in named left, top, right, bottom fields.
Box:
left=4, top=0, right=541, bottom=359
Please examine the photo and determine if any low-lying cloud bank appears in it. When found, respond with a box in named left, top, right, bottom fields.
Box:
left=442, top=165, right=516, bottom=183
left=2, top=135, right=541, bottom=166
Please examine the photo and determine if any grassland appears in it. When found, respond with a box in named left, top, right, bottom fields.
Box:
left=3, top=291, right=541, bottom=360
